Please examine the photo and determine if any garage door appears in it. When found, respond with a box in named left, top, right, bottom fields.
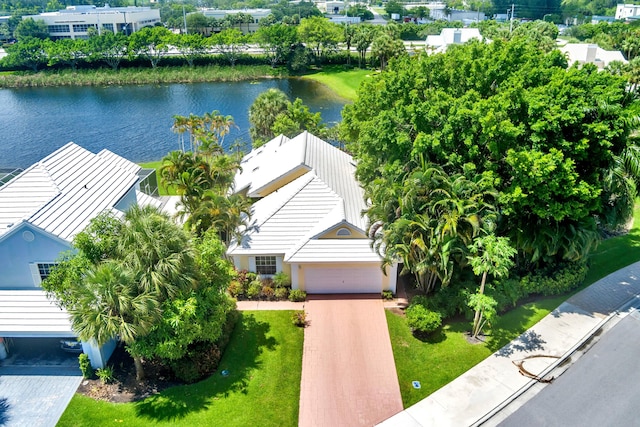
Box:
left=304, top=266, right=383, bottom=294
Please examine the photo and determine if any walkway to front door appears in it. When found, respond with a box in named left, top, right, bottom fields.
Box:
left=298, top=295, right=403, bottom=427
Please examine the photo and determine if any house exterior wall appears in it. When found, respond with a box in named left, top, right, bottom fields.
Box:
left=251, top=165, right=310, bottom=198
left=318, top=226, right=367, bottom=239
left=0, top=223, right=70, bottom=289
left=232, top=255, right=292, bottom=277
left=81, top=337, right=117, bottom=369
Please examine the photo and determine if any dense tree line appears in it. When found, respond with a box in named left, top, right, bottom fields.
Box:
left=1, top=17, right=410, bottom=72
left=342, top=38, right=640, bottom=308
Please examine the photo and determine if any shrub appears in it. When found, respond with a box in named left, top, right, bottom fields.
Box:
left=274, top=286, right=289, bottom=300
left=382, top=290, right=394, bottom=300
left=170, top=341, right=223, bottom=383
left=247, top=280, right=262, bottom=299
left=227, top=280, right=244, bottom=298
left=520, top=261, right=587, bottom=296
left=78, top=353, right=94, bottom=379
left=272, top=271, right=291, bottom=288
left=96, top=365, right=114, bottom=384
left=291, top=310, right=307, bottom=327
left=261, top=285, right=275, bottom=300
left=288, top=289, right=307, bottom=302
left=405, top=304, right=442, bottom=335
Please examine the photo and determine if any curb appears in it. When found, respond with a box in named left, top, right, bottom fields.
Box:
left=472, top=293, right=640, bottom=426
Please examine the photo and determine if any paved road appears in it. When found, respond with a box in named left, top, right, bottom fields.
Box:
left=299, top=295, right=403, bottom=427
left=498, top=309, right=640, bottom=427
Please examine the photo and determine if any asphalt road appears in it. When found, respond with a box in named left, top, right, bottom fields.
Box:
left=498, top=310, right=640, bottom=427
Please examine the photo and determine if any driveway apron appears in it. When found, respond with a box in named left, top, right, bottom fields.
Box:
left=299, top=295, right=403, bottom=427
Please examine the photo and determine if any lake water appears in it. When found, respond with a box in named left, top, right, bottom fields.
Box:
left=0, top=78, right=348, bottom=169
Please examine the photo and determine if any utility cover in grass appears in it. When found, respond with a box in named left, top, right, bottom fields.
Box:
left=412, top=381, right=421, bottom=389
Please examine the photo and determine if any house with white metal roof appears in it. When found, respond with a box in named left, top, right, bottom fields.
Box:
left=0, top=142, right=167, bottom=368
left=228, top=132, right=397, bottom=294
left=425, top=28, right=484, bottom=54
left=558, top=43, right=627, bottom=69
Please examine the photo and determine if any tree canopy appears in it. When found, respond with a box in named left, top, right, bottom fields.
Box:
left=342, top=39, right=639, bottom=287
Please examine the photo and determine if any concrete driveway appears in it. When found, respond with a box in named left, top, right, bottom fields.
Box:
left=0, top=338, right=81, bottom=427
left=299, top=295, right=403, bottom=427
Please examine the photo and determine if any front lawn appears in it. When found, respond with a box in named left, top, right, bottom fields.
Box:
left=57, top=311, right=303, bottom=427
left=389, top=204, right=640, bottom=408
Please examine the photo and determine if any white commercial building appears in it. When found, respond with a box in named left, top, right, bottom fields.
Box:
left=23, top=5, right=161, bottom=40
left=200, top=8, right=272, bottom=34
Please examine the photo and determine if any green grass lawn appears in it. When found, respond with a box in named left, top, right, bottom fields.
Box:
left=388, top=204, right=640, bottom=408
left=302, top=66, right=375, bottom=102
left=139, top=161, right=176, bottom=196
left=58, top=311, right=303, bottom=427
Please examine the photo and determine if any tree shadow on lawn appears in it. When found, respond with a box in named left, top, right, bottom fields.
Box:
left=484, top=304, right=540, bottom=353
left=134, top=313, right=277, bottom=422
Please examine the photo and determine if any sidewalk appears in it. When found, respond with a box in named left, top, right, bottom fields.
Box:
left=378, top=260, right=640, bottom=427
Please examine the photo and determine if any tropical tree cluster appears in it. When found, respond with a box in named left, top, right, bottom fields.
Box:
left=43, top=207, right=236, bottom=382
left=248, top=88, right=328, bottom=146
left=163, top=111, right=252, bottom=241
left=342, top=38, right=640, bottom=304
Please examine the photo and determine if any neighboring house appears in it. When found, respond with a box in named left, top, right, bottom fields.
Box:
left=616, top=3, right=640, bottom=21
left=0, top=143, right=170, bottom=368
left=559, top=43, right=627, bottom=69
left=22, top=5, right=160, bottom=40
left=426, top=28, right=483, bottom=54
left=227, top=132, right=397, bottom=294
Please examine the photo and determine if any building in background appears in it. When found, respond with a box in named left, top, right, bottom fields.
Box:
left=23, top=5, right=161, bottom=40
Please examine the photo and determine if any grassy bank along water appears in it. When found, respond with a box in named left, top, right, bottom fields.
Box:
left=0, top=65, right=288, bottom=88
left=302, top=66, right=374, bottom=102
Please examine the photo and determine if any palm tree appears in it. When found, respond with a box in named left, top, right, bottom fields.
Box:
left=69, top=260, right=161, bottom=381
left=118, top=205, right=196, bottom=300
left=249, top=88, right=290, bottom=145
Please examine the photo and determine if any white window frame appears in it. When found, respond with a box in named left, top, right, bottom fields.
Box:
left=255, top=256, right=277, bottom=275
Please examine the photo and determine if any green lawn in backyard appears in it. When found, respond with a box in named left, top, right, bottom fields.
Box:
left=302, top=66, right=375, bottom=102
left=57, top=311, right=303, bottom=427
left=388, top=204, right=640, bottom=408
left=139, top=160, right=176, bottom=196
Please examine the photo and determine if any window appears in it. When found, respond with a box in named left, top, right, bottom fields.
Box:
left=255, top=256, right=276, bottom=275
left=37, top=263, right=58, bottom=281
left=73, top=24, right=96, bottom=32
left=102, top=23, right=114, bottom=32
left=336, top=227, right=352, bottom=236
left=49, top=25, right=70, bottom=33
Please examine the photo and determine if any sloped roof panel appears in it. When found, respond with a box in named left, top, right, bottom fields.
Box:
left=0, top=290, right=74, bottom=337
left=228, top=174, right=342, bottom=255
left=286, top=239, right=382, bottom=263
left=0, top=142, right=145, bottom=242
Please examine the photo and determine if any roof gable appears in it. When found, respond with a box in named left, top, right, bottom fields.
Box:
left=0, top=142, right=142, bottom=242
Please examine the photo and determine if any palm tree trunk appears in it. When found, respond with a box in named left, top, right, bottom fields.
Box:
left=134, top=355, right=145, bottom=381
left=472, top=270, right=488, bottom=338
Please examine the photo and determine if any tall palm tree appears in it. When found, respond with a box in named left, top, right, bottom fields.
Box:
left=69, top=260, right=160, bottom=381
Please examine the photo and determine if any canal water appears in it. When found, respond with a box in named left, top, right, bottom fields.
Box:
left=0, top=78, right=347, bottom=169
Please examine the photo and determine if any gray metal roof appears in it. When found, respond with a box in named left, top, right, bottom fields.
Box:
left=0, top=143, right=141, bottom=242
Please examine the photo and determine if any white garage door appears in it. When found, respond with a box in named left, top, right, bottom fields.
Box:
left=304, top=266, right=383, bottom=294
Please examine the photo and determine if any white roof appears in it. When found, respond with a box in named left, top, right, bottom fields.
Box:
left=286, top=239, right=381, bottom=263
left=228, top=133, right=381, bottom=263
left=559, top=43, right=627, bottom=68
left=0, top=290, right=74, bottom=337
left=0, top=143, right=141, bottom=242
left=234, top=131, right=367, bottom=230
left=426, top=28, right=483, bottom=53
